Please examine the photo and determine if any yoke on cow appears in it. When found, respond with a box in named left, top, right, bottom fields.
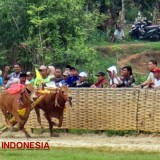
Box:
left=0, top=84, right=72, bottom=138
left=35, top=85, right=72, bottom=137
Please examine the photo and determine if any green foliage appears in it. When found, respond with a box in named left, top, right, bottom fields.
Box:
left=0, top=0, right=159, bottom=75
left=0, top=0, right=105, bottom=72
left=135, top=74, right=148, bottom=85
left=24, top=0, right=105, bottom=72
left=125, top=3, right=139, bottom=23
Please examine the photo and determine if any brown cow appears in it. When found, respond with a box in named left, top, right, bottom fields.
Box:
left=35, top=86, right=72, bottom=137
left=0, top=84, right=37, bottom=137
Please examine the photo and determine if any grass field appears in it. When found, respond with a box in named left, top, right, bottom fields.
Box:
left=1, top=147, right=160, bottom=160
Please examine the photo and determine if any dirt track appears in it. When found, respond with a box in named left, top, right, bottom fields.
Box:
left=0, top=132, right=160, bottom=152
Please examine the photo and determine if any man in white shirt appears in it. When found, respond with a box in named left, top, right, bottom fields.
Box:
left=111, top=25, right=125, bottom=42
left=4, top=63, right=22, bottom=88
left=141, top=60, right=158, bottom=88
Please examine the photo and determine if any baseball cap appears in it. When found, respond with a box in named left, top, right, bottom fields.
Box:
left=151, top=68, right=160, bottom=73
left=39, top=65, right=47, bottom=70
left=79, top=72, right=87, bottom=78
left=95, top=72, right=105, bottom=77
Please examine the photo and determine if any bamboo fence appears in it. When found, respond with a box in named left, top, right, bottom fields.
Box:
left=0, top=88, right=160, bottom=132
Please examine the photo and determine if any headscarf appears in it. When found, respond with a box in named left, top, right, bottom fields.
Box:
left=48, top=66, right=55, bottom=78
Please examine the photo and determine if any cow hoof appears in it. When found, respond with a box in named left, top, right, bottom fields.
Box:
left=10, top=127, right=19, bottom=132
left=39, top=129, right=45, bottom=134
left=50, top=133, right=59, bottom=137
left=25, top=134, right=31, bottom=138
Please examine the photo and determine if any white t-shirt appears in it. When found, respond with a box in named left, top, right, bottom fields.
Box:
left=147, top=72, right=154, bottom=82
left=114, top=29, right=124, bottom=40
left=109, top=77, right=121, bottom=85
left=154, top=79, right=160, bottom=87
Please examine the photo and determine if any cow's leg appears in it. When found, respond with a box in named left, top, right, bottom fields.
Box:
left=58, top=114, right=63, bottom=127
left=22, top=128, right=31, bottom=138
left=1, top=109, right=13, bottom=127
left=11, top=112, right=24, bottom=130
left=35, top=108, right=45, bottom=133
left=15, top=117, right=31, bottom=138
left=0, top=109, right=9, bottom=134
left=55, top=93, right=60, bottom=107
left=45, top=114, right=59, bottom=137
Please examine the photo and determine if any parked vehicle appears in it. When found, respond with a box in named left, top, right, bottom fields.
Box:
left=129, top=20, right=160, bottom=41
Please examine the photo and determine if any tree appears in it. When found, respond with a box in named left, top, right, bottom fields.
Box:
left=120, top=0, right=125, bottom=26
left=25, top=0, right=103, bottom=71
left=0, top=0, right=103, bottom=73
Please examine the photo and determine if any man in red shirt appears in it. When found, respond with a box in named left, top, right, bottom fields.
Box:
left=91, top=72, right=108, bottom=88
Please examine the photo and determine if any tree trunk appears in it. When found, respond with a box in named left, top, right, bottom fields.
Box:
left=153, top=0, right=159, bottom=24
left=120, top=0, right=125, bottom=26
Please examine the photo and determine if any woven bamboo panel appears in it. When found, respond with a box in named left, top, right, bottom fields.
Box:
left=1, top=88, right=160, bottom=132
left=137, top=89, right=160, bottom=132
left=25, top=88, right=139, bottom=130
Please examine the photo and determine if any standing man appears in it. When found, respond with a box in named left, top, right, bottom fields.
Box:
left=4, top=63, right=22, bottom=88
left=141, top=60, right=158, bottom=88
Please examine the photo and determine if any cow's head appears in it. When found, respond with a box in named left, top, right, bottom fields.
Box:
left=59, top=86, right=72, bottom=107
left=24, top=83, right=37, bottom=102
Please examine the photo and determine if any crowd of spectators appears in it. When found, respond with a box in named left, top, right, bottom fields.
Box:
left=0, top=59, right=159, bottom=89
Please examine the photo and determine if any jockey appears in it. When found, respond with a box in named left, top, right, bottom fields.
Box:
left=34, top=65, right=51, bottom=88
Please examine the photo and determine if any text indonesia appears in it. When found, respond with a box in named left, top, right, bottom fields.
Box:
left=1, top=141, right=50, bottom=149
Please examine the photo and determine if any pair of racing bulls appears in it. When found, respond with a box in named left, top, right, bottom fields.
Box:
left=0, top=84, right=72, bottom=137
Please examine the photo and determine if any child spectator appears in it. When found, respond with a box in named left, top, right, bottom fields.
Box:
left=26, top=72, right=35, bottom=84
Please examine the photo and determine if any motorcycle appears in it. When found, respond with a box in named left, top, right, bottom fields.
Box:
left=129, top=20, right=160, bottom=41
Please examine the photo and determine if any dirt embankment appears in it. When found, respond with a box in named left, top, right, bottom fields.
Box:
left=118, top=51, right=160, bottom=73
left=97, top=43, right=160, bottom=74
